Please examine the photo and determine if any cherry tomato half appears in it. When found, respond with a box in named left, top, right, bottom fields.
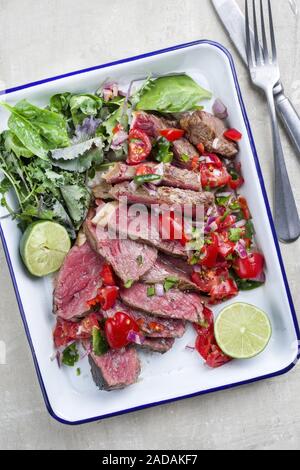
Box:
left=217, top=232, right=235, bottom=259
left=233, top=252, right=265, bottom=280
left=160, top=128, right=185, bottom=142
left=210, top=278, right=238, bottom=304
left=127, top=129, right=152, bottom=165
left=105, top=311, right=140, bottom=349
left=200, top=160, right=231, bottom=189
left=199, top=233, right=219, bottom=268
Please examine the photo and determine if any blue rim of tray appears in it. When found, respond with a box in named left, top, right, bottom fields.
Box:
left=0, top=39, right=299, bottom=426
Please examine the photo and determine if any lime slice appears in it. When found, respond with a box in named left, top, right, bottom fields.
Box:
left=214, top=303, right=272, bottom=359
left=20, top=221, right=71, bottom=277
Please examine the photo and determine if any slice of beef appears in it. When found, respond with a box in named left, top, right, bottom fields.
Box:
left=180, top=111, right=238, bottom=159
left=84, top=218, right=157, bottom=284
left=109, top=182, right=214, bottom=210
left=88, top=347, right=141, bottom=391
left=104, top=301, right=186, bottom=339
left=132, top=111, right=200, bottom=170
left=108, top=203, right=188, bottom=258
left=120, top=283, right=204, bottom=323
left=53, top=242, right=104, bottom=321
left=91, top=180, right=113, bottom=200
left=141, top=258, right=201, bottom=292
left=103, top=162, right=202, bottom=191
left=172, top=138, right=200, bottom=168
left=140, top=337, right=175, bottom=354
left=131, top=111, right=177, bottom=138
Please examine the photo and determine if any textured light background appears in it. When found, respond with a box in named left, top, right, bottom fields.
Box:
left=0, top=0, right=299, bottom=450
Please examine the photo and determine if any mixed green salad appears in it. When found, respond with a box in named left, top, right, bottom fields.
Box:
left=0, top=75, right=211, bottom=239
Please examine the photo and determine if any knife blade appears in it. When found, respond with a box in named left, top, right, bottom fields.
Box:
left=212, top=0, right=300, bottom=156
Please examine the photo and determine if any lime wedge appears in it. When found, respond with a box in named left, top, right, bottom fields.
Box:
left=20, top=221, right=71, bottom=277
left=214, top=303, right=272, bottom=359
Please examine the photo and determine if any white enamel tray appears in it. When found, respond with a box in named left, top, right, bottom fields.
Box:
left=0, top=40, right=299, bottom=425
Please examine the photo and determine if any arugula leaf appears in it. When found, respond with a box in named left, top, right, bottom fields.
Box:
left=69, top=94, right=103, bottom=126
left=60, top=185, right=91, bottom=228
left=62, top=342, right=79, bottom=367
left=136, top=75, right=212, bottom=113
left=92, top=327, right=109, bottom=356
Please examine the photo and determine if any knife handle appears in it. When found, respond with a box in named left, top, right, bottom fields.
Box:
left=275, top=93, right=300, bottom=156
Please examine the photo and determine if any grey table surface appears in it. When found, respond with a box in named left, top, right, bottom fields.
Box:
left=0, top=0, right=300, bottom=451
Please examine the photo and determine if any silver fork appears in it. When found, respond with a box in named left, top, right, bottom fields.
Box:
left=245, top=0, right=300, bottom=243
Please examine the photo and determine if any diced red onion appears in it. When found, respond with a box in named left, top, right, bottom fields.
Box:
left=128, top=180, right=138, bottom=192
left=155, top=284, right=165, bottom=297
left=213, top=99, right=228, bottom=120
left=235, top=239, right=248, bottom=259
left=193, top=265, right=202, bottom=273
left=234, top=219, right=247, bottom=228
left=111, top=130, right=128, bottom=148
left=127, top=330, right=145, bottom=345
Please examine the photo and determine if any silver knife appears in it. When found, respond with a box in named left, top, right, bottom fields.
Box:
left=212, top=0, right=300, bottom=156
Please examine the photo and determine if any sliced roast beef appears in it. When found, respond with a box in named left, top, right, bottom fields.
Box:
left=180, top=111, right=238, bottom=159
left=141, top=258, right=201, bottom=292
left=132, top=111, right=200, bottom=170
left=103, top=162, right=202, bottom=191
left=172, top=138, right=200, bottom=168
left=104, top=203, right=188, bottom=258
left=104, top=301, right=186, bottom=339
left=84, top=218, right=157, bottom=284
left=131, top=111, right=177, bottom=138
left=53, top=242, right=104, bottom=321
left=109, top=182, right=214, bottom=210
left=140, top=337, right=175, bottom=354
left=120, top=283, right=205, bottom=323
left=91, top=180, right=113, bottom=200
left=88, top=347, right=141, bottom=391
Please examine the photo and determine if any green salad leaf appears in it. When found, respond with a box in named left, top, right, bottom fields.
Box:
left=49, top=92, right=72, bottom=116
left=69, top=94, right=103, bottom=126
left=60, top=184, right=91, bottom=228
left=4, top=131, right=34, bottom=158
left=136, top=75, right=212, bottom=113
left=50, top=137, right=104, bottom=173
left=62, top=342, right=79, bottom=367
left=0, top=100, right=70, bottom=159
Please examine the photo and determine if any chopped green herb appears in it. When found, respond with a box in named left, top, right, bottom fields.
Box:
left=180, top=154, right=190, bottom=163
left=189, top=254, right=200, bottom=265
left=234, top=278, right=264, bottom=291
left=245, top=220, right=255, bottom=239
left=220, top=210, right=230, bottom=222
left=76, top=368, right=81, bottom=376
left=229, top=200, right=241, bottom=211
left=216, top=196, right=231, bottom=207
left=124, top=279, right=134, bottom=289
left=62, top=343, right=79, bottom=367
left=229, top=228, right=243, bottom=242
left=164, top=276, right=179, bottom=292
left=92, top=327, right=109, bottom=356
left=155, top=137, right=173, bottom=163
left=147, top=286, right=156, bottom=297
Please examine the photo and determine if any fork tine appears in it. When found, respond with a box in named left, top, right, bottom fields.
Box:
left=260, top=0, right=269, bottom=62
left=252, top=0, right=263, bottom=64
left=245, top=0, right=254, bottom=67
left=268, top=0, right=277, bottom=62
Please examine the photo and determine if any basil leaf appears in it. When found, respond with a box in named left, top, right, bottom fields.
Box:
left=62, top=343, right=79, bottom=367
left=136, top=75, right=212, bottom=113
left=92, top=327, right=109, bottom=356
